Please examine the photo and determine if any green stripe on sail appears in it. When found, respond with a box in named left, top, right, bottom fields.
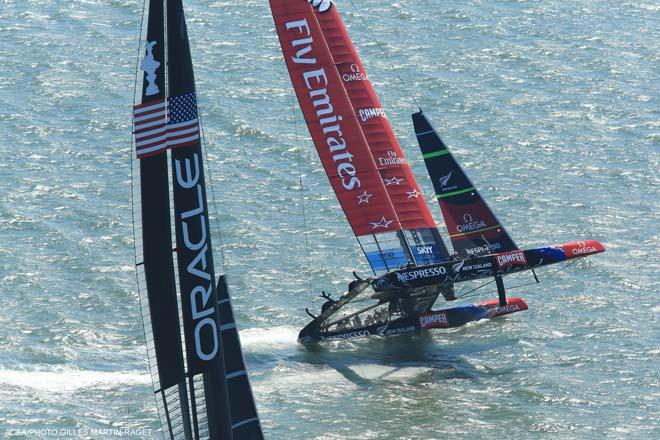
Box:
left=436, top=187, right=476, bottom=199
left=423, top=149, right=450, bottom=159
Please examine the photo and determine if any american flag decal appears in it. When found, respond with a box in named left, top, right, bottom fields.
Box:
left=133, top=99, right=167, bottom=158
left=167, top=92, right=200, bottom=149
left=133, top=92, right=200, bottom=159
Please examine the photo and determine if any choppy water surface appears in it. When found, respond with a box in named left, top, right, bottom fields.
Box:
left=0, top=0, right=658, bottom=438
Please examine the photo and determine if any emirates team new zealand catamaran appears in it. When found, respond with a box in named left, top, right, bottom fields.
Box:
left=270, top=0, right=605, bottom=344
left=131, top=1, right=262, bottom=438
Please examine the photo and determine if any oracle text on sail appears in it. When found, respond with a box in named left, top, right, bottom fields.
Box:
left=174, top=153, right=219, bottom=365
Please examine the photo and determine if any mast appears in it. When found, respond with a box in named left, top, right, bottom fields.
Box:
left=270, top=0, right=414, bottom=274
left=412, top=111, right=519, bottom=258
left=311, top=2, right=451, bottom=267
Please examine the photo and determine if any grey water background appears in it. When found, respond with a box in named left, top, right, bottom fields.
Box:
left=0, top=0, right=658, bottom=438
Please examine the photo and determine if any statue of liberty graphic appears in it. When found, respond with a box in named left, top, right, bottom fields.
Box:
left=142, top=41, right=160, bottom=96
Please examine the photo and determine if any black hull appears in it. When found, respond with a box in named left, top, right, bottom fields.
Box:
left=299, top=298, right=528, bottom=344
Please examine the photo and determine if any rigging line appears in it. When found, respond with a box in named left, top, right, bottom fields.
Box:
left=458, top=280, right=537, bottom=301
left=541, top=259, right=580, bottom=279
left=197, top=100, right=228, bottom=274
left=456, top=260, right=582, bottom=300
left=345, top=0, right=421, bottom=110
left=130, top=0, right=147, bottom=270
left=455, top=278, right=496, bottom=299
left=291, top=90, right=314, bottom=298
left=181, top=15, right=227, bottom=274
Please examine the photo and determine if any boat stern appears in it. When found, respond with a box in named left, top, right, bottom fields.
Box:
left=558, top=239, right=606, bottom=260
left=474, top=297, right=529, bottom=318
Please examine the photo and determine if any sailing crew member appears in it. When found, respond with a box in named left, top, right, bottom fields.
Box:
left=441, top=287, right=456, bottom=301
left=320, top=291, right=336, bottom=313
left=388, top=300, right=400, bottom=316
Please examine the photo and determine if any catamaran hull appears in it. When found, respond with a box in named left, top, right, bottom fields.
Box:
left=298, top=298, right=528, bottom=344
left=298, top=239, right=602, bottom=344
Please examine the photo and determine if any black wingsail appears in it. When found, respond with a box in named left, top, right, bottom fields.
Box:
left=412, top=111, right=518, bottom=258
left=133, top=1, right=263, bottom=438
left=133, top=0, right=193, bottom=438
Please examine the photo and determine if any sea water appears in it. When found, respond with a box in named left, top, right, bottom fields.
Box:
left=0, top=0, right=658, bottom=439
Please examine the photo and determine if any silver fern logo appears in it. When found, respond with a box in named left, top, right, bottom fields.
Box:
left=438, top=170, right=458, bottom=192
left=439, top=171, right=452, bottom=187
left=309, top=0, right=333, bottom=12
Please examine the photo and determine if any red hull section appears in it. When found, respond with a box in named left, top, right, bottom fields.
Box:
left=559, top=240, right=606, bottom=260
left=475, top=298, right=529, bottom=318
left=418, top=298, right=528, bottom=330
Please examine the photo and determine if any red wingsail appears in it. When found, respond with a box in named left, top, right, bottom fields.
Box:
left=313, top=5, right=437, bottom=231
left=270, top=1, right=401, bottom=238
left=309, top=2, right=451, bottom=266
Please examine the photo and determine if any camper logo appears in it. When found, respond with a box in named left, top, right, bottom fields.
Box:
left=308, top=0, right=333, bottom=13
left=496, top=250, right=527, bottom=268
left=419, top=312, right=449, bottom=329
left=359, top=107, right=385, bottom=122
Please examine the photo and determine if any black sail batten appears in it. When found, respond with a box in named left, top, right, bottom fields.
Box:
left=412, top=111, right=518, bottom=258
left=216, top=275, right=264, bottom=439
left=166, top=0, right=232, bottom=439
left=133, top=0, right=193, bottom=438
